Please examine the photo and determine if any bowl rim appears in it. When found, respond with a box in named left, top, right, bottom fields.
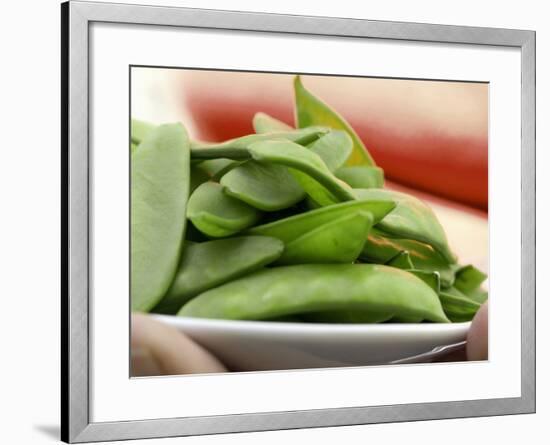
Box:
left=153, top=314, right=471, bottom=339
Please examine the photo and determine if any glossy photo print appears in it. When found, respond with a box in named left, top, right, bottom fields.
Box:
left=129, top=68, right=488, bottom=377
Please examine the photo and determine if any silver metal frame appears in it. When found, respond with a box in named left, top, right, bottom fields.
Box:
left=61, top=1, right=536, bottom=442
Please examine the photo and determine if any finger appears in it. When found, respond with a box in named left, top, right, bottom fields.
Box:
left=131, top=313, right=227, bottom=376
left=466, top=302, right=488, bottom=361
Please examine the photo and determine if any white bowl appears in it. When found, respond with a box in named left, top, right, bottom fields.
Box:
left=155, top=315, right=470, bottom=371
left=151, top=192, right=484, bottom=372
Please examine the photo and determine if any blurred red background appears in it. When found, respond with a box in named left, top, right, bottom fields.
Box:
left=180, top=71, right=488, bottom=211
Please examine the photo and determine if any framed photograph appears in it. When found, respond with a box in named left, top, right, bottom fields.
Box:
left=61, top=1, right=535, bottom=442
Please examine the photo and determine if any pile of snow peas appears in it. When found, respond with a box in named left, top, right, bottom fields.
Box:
left=130, top=75, right=487, bottom=323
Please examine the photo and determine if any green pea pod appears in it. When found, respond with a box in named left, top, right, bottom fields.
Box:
left=453, top=265, right=487, bottom=303
left=465, top=288, right=488, bottom=305
left=131, top=118, right=155, bottom=149
left=294, top=75, right=375, bottom=166
left=179, top=264, right=450, bottom=323
left=438, top=290, right=481, bottom=322
left=220, top=160, right=305, bottom=211
left=442, top=278, right=488, bottom=304
left=187, top=182, right=261, bottom=237
left=454, top=265, right=486, bottom=291
left=384, top=254, right=441, bottom=323
left=196, top=158, right=244, bottom=181
left=442, top=286, right=468, bottom=298
left=301, top=311, right=393, bottom=324
left=335, top=166, right=385, bottom=188
left=361, top=229, right=455, bottom=287
left=354, top=188, right=456, bottom=263
left=291, top=170, right=342, bottom=206
left=190, top=127, right=328, bottom=159
left=253, top=112, right=293, bottom=133
left=277, top=211, right=373, bottom=265
left=153, top=236, right=284, bottom=314
left=248, top=200, right=395, bottom=243
left=307, top=130, right=353, bottom=172
left=131, top=123, right=190, bottom=312
left=248, top=139, right=356, bottom=204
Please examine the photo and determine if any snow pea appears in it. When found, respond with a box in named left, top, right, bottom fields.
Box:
left=253, top=112, right=293, bottom=133
left=276, top=211, right=373, bottom=264
left=290, top=170, right=342, bottom=207
left=132, top=76, right=486, bottom=324
left=248, top=139, right=356, bottom=204
left=438, top=290, right=481, bottom=322
left=187, top=182, right=261, bottom=237
left=294, top=75, right=375, bottom=166
left=354, top=188, right=456, bottom=263
left=453, top=265, right=488, bottom=304
left=220, top=160, right=305, bottom=211
left=190, top=127, right=328, bottom=159
left=178, top=264, right=450, bottom=323
left=380, top=252, right=442, bottom=323
left=248, top=199, right=395, bottom=243
left=464, top=287, right=488, bottom=305
left=361, top=228, right=455, bottom=287
left=335, top=166, right=385, bottom=188
left=131, top=123, right=190, bottom=312
left=307, top=130, right=353, bottom=172
left=154, top=236, right=284, bottom=314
